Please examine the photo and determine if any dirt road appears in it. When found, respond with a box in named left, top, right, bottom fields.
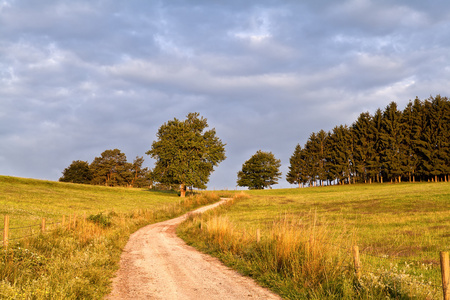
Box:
left=107, top=199, right=281, bottom=299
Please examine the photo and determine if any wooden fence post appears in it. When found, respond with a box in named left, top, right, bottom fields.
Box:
left=73, top=214, right=77, bottom=228
left=62, top=215, right=65, bottom=227
left=441, top=251, right=450, bottom=300
left=41, top=218, right=46, bottom=233
left=256, top=228, right=261, bottom=243
left=3, top=215, right=9, bottom=249
left=352, top=245, right=361, bottom=280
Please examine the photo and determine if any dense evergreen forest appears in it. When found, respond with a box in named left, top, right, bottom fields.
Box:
left=287, top=95, right=450, bottom=187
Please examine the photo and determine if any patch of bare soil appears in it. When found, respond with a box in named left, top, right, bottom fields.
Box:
left=107, top=199, right=281, bottom=300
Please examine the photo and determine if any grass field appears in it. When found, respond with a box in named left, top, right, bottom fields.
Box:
left=0, top=175, right=220, bottom=299
left=0, top=175, right=180, bottom=226
left=178, top=182, right=450, bottom=299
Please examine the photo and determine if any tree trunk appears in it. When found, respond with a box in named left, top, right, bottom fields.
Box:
left=180, top=184, right=187, bottom=197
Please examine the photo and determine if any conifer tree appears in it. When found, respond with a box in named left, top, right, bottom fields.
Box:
left=402, top=100, right=420, bottom=182
left=380, top=102, right=405, bottom=182
left=286, top=144, right=308, bottom=188
left=423, top=95, right=449, bottom=182
left=352, top=112, right=376, bottom=183
left=304, top=133, right=319, bottom=186
left=370, top=109, right=384, bottom=182
left=90, top=149, right=129, bottom=186
left=328, top=125, right=353, bottom=184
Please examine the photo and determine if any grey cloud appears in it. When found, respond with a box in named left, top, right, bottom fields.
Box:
left=1, top=0, right=450, bottom=189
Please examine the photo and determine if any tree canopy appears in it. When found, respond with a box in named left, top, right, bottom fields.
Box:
left=59, top=160, right=92, bottom=184
left=237, top=150, right=281, bottom=189
left=60, top=149, right=150, bottom=188
left=147, top=112, right=226, bottom=197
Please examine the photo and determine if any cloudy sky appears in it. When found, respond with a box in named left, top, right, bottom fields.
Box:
left=1, top=0, right=449, bottom=189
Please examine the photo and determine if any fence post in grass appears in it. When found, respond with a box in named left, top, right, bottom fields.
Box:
left=41, top=218, right=46, bottom=233
left=352, top=245, right=361, bottom=280
left=3, top=215, right=9, bottom=249
left=62, top=215, right=65, bottom=228
left=441, top=252, right=450, bottom=300
left=256, top=228, right=261, bottom=243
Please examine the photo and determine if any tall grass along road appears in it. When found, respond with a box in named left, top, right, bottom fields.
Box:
left=107, top=198, right=280, bottom=300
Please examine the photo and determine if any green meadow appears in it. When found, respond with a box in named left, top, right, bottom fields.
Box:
left=0, top=175, right=219, bottom=299
left=2, top=176, right=449, bottom=299
left=179, top=182, right=450, bottom=299
left=0, top=175, right=181, bottom=237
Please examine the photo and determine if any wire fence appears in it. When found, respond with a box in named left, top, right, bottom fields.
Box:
left=332, top=239, right=444, bottom=295
left=1, top=215, right=65, bottom=248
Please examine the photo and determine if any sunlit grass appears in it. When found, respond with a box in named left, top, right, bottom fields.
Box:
left=179, top=182, right=450, bottom=299
left=0, top=175, right=180, bottom=239
left=0, top=176, right=221, bottom=299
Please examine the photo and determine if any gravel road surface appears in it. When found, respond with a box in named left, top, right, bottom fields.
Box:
left=107, top=199, right=281, bottom=299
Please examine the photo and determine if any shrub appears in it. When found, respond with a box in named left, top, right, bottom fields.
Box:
left=87, top=213, right=112, bottom=228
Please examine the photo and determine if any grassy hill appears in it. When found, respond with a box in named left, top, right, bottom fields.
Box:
left=0, top=175, right=219, bottom=299
left=179, top=182, right=450, bottom=299
left=0, top=175, right=179, bottom=235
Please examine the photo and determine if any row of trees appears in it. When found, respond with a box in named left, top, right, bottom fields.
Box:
left=59, top=149, right=151, bottom=188
left=287, top=95, right=450, bottom=187
left=60, top=96, right=449, bottom=193
left=60, top=113, right=227, bottom=196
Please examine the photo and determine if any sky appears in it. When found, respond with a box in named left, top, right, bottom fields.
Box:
left=1, top=0, right=450, bottom=190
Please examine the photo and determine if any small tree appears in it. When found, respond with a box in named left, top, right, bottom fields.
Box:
left=90, top=149, right=129, bottom=186
left=237, top=150, right=281, bottom=189
left=129, top=156, right=151, bottom=188
left=147, top=112, right=226, bottom=197
left=59, top=160, right=93, bottom=184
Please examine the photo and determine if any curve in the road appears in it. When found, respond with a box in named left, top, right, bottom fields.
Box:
left=107, top=199, right=281, bottom=300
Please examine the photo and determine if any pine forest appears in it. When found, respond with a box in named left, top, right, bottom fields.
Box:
left=287, top=95, right=450, bottom=187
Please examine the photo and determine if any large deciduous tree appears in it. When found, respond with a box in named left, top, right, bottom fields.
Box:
left=59, top=160, right=93, bottom=184
left=237, top=150, right=281, bottom=190
left=147, top=113, right=226, bottom=197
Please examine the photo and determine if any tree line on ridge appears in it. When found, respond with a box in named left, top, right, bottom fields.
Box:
left=59, top=95, right=449, bottom=192
left=286, top=95, right=450, bottom=187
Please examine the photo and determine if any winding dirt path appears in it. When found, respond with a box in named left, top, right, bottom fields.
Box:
left=107, top=199, right=281, bottom=300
